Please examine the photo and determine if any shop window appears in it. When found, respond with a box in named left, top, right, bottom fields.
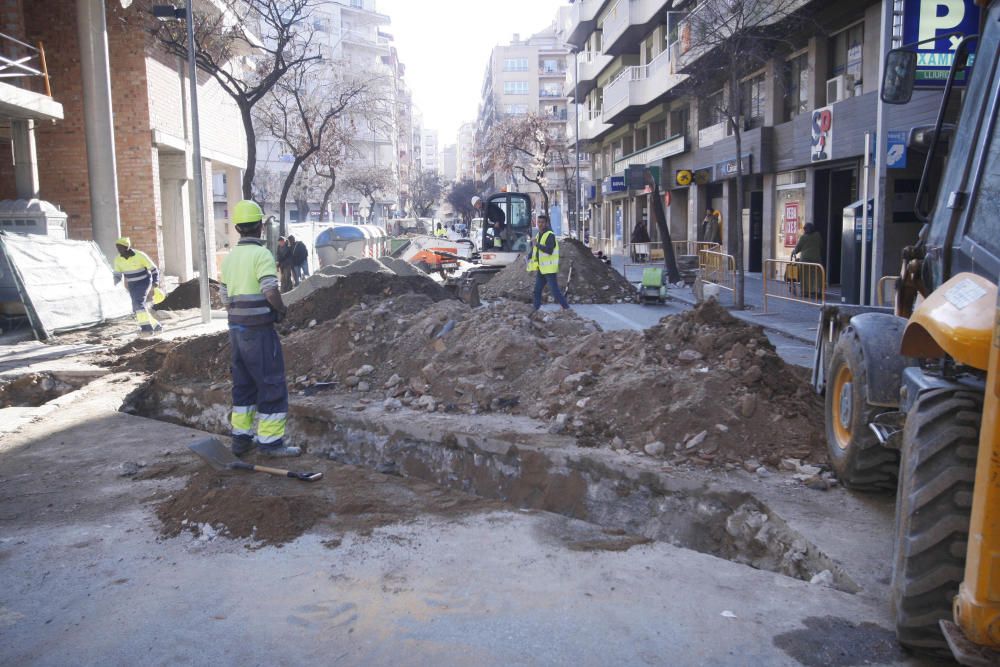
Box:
left=783, top=52, right=809, bottom=121
left=829, top=23, right=864, bottom=88
left=740, top=72, right=766, bottom=130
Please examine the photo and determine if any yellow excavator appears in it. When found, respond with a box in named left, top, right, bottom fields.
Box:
left=811, top=1, right=999, bottom=662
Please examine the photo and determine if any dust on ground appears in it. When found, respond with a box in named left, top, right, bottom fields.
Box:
left=480, top=237, right=635, bottom=304
left=155, top=455, right=501, bottom=546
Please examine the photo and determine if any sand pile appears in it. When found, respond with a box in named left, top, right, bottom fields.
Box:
left=480, top=237, right=634, bottom=304
left=285, top=256, right=427, bottom=305
left=154, top=278, right=224, bottom=311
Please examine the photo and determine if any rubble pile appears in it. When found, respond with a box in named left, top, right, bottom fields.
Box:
left=285, top=256, right=426, bottom=305
left=480, top=238, right=635, bottom=304
left=154, top=278, right=224, bottom=311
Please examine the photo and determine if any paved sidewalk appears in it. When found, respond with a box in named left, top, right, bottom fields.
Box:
left=611, top=255, right=826, bottom=345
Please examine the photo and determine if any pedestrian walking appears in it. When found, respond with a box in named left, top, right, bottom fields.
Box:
left=528, top=214, right=569, bottom=311
left=292, top=236, right=309, bottom=282
left=630, top=219, right=650, bottom=261
left=219, top=200, right=300, bottom=459
left=113, top=237, right=162, bottom=336
left=791, top=223, right=824, bottom=299
left=700, top=208, right=721, bottom=245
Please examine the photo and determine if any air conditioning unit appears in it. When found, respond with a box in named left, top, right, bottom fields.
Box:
left=826, top=74, right=856, bottom=104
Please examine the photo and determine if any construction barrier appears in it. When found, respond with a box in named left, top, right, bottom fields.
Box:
left=876, top=275, right=898, bottom=307
left=698, top=249, right=737, bottom=292
left=762, top=259, right=826, bottom=312
left=627, top=241, right=720, bottom=264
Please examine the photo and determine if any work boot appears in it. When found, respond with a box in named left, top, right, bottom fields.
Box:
left=258, top=444, right=302, bottom=458
left=231, top=437, right=255, bottom=457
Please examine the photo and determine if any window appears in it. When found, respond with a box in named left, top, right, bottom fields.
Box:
left=503, top=58, right=528, bottom=72
left=504, top=80, right=529, bottom=95
left=829, top=23, right=864, bottom=86
left=740, top=72, right=766, bottom=130
left=540, top=82, right=562, bottom=97
left=649, top=119, right=666, bottom=144
left=541, top=58, right=563, bottom=73
left=351, top=0, right=363, bottom=7
left=669, top=106, right=688, bottom=137
left=504, top=104, right=528, bottom=115
left=966, top=110, right=1000, bottom=257
left=783, top=52, right=809, bottom=121
left=700, top=91, right=725, bottom=129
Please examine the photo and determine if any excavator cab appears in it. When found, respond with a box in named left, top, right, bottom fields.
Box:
left=479, top=192, right=532, bottom=266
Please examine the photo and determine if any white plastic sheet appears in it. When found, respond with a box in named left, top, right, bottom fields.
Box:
left=0, top=232, right=131, bottom=338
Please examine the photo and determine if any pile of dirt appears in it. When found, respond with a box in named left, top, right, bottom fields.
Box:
left=154, top=278, right=224, bottom=311
left=480, top=237, right=635, bottom=304
left=282, top=271, right=452, bottom=329
left=155, top=457, right=500, bottom=545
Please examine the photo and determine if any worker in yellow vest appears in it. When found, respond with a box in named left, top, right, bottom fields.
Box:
left=527, top=214, right=569, bottom=310
left=113, top=237, right=162, bottom=336
left=219, top=200, right=300, bottom=459
left=434, top=222, right=447, bottom=238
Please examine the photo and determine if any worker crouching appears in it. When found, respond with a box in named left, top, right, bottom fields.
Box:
left=113, top=237, right=162, bottom=336
left=219, top=200, right=300, bottom=459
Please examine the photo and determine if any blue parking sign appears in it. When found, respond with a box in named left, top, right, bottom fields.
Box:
left=902, top=0, right=981, bottom=86
left=887, top=130, right=907, bottom=169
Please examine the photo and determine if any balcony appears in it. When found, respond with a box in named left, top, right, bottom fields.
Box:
left=565, top=50, right=613, bottom=101
left=560, top=0, right=604, bottom=48
left=602, top=0, right=671, bottom=56
left=539, top=65, right=567, bottom=78
left=579, top=109, right=612, bottom=141
left=613, top=134, right=687, bottom=173
left=601, top=50, right=687, bottom=123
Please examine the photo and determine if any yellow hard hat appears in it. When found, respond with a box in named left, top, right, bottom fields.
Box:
left=232, top=200, right=264, bottom=226
left=115, top=236, right=131, bottom=248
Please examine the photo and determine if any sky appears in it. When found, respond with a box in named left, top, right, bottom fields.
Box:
left=378, top=0, right=565, bottom=147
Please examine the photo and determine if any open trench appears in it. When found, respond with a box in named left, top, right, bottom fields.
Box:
left=127, top=379, right=860, bottom=594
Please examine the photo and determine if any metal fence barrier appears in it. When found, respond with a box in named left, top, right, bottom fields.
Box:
left=698, top=249, right=736, bottom=292
left=762, top=259, right=826, bottom=311
left=627, top=241, right=720, bottom=264
left=876, top=275, right=898, bottom=307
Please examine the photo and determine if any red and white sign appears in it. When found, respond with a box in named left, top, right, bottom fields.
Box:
left=783, top=202, right=800, bottom=247
left=663, top=191, right=672, bottom=206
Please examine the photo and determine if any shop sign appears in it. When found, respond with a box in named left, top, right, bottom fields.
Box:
left=902, top=0, right=981, bottom=86
left=585, top=184, right=597, bottom=201
left=783, top=202, right=800, bottom=247
left=715, top=155, right=752, bottom=179
left=626, top=165, right=661, bottom=191
left=887, top=130, right=908, bottom=169
left=810, top=106, right=833, bottom=163
left=602, top=176, right=627, bottom=195
left=676, top=169, right=693, bottom=186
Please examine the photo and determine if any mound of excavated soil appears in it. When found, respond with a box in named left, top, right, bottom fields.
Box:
left=154, top=278, right=224, bottom=311
left=283, top=272, right=452, bottom=329
left=480, top=237, right=635, bottom=304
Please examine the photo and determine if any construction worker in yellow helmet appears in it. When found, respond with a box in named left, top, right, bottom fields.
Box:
left=219, top=200, right=299, bottom=458
left=113, top=236, right=162, bottom=336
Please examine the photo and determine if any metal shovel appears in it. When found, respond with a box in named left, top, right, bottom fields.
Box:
left=188, top=437, right=323, bottom=482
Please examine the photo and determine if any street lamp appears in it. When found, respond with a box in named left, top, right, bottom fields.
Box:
left=153, top=2, right=211, bottom=325
left=561, top=42, right=583, bottom=241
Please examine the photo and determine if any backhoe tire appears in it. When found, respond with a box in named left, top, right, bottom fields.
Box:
left=891, top=387, right=981, bottom=656
left=824, top=330, right=900, bottom=492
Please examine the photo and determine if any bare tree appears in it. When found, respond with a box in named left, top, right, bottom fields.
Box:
left=408, top=169, right=444, bottom=218
left=446, top=179, right=483, bottom=223
left=679, top=0, right=811, bottom=309
left=481, top=113, right=567, bottom=216
left=151, top=0, right=322, bottom=198
left=341, top=164, right=395, bottom=219
left=255, top=61, right=368, bottom=234
left=311, top=130, right=357, bottom=222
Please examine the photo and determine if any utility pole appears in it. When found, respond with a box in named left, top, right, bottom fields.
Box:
left=574, top=47, right=581, bottom=240
left=185, top=0, right=212, bottom=324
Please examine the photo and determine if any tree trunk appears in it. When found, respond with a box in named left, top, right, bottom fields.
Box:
left=647, top=173, right=681, bottom=284
left=729, top=71, right=746, bottom=310
left=240, top=102, right=256, bottom=200
left=320, top=176, right=336, bottom=222
left=277, top=157, right=305, bottom=237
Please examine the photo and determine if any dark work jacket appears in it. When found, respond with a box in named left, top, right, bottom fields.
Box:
left=486, top=203, right=505, bottom=224
left=276, top=244, right=292, bottom=268
left=292, top=241, right=308, bottom=264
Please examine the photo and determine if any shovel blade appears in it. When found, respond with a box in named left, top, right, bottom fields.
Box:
left=188, top=437, right=240, bottom=471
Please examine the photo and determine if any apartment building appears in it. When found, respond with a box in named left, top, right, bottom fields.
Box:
left=440, top=144, right=458, bottom=181
left=0, top=0, right=247, bottom=280
left=256, top=0, right=410, bottom=224
left=558, top=0, right=966, bottom=298
left=475, top=26, right=584, bottom=227
left=457, top=121, right=477, bottom=182
left=422, top=129, right=440, bottom=174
